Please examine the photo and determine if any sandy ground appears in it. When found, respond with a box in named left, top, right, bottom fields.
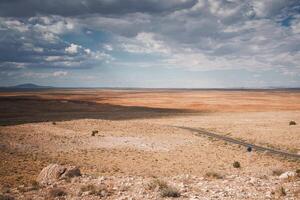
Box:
left=0, top=89, right=300, bottom=190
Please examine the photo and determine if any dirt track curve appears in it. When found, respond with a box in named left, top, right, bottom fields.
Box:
left=174, top=126, right=300, bottom=160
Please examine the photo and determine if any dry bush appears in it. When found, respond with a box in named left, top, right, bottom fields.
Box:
left=0, top=194, right=15, bottom=200
left=30, top=180, right=40, bottom=190
left=91, top=130, right=98, bottom=136
left=48, top=188, right=67, bottom=198
left=147, top=179, right=168, bottom=190
left=80, top=184, right=96, bottom=193
left=147, top=179, right=180, bottom=198
left=80, top=184, right=112, bottom=197
left=289, top=121, right=297, bottom=125
left=205, top=171, right=223, bottom=179
left=277, top=186, right=287, bottom=196
left=160, top=186, right=180, bottom=198
left=272, top=169, right=285, bottom=176
left=233, top=161, right=241, bottom=168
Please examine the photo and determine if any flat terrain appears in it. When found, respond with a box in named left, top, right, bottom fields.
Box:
left=0, top=89, right=300, bottom=199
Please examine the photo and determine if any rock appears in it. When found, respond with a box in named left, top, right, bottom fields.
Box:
left=37, top=164, right=81, bottom=185
left=61, top=166, right=81, bottom=179
left=279, top=171, right=297, bottom=180
left=265, top=191, right=272, bottom=198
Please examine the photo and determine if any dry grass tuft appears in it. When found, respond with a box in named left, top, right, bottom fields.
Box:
left=205, top=171, right=223, bottom=179
left=48, top=188, right=67, bottom=198
left=233, top=161, right=241, bottom=168
left=0, top=194, right=15, bottom=200
left=80, top=183, right=112, bottom=197
left=160, top=186, right=180, bottom=198
left=272, top=169, right=285, bottom=176
left=147, top=179, right=180, bottom=198
left=148, top=179, right=168, bottom=190
left=91, top=130, right=98, bottom=136
left=278, top=186, right=287, bottom=196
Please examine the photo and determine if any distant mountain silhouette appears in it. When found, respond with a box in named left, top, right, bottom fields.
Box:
left=10, top=83, right=52, bottom=89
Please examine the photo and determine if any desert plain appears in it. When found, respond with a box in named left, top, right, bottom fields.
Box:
left=0, top=89, right=300, bottom=199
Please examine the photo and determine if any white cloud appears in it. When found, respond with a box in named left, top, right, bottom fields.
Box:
left=84, top=48, right=91, bottom=54
left=4, top=19, right=29, bottom=32
left=53, top=71, right=68, bottom=77
left=0, top=0, right=299, bottom=85
left=121, top=32, right=170, bottom=54
left=22, top=71, right=68, bottom=78
left=45, top=56, right=63, bottom=62
left=65, top=43, right=81, bottom=54
left=103, top=44, right=113, bottom=51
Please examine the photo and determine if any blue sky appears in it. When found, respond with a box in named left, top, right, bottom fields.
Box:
left=0, top=0, right=300, bottom=88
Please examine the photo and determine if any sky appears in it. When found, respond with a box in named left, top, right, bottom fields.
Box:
left=0, top=0, right=300, bottom=88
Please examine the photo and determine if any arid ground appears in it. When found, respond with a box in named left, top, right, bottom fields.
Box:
left=1, top=89, right=300, bottom=199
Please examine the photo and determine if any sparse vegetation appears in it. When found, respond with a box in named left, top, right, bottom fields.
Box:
left=278, top=186, right=287, bottom=196
left=148, top=179, right=180, bottom=198
left=30, top=180, right=40, bottom=190
left=233, top=161, right=241, bottom=168
left=48, top=188, right=67, bottom=198
left=289, top=121, right=297, bottom=125
left=52, top=121, right=56, bottom=125
left=148, top=179, right=168, bottom=190
left=80, top=184, right=112, bottom=197
left=80, top=184, right=96, bottom=193
left=91, top=130, right=98, bottom=136
left=272, top=169, right=284, bottom=176
left=205, top=171, right=223, bottom=179
left=160, top=186, right=180, bottom=198
left=0, top=194, right=15, bottom=200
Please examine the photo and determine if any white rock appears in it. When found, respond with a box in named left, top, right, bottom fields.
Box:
left=36, top=163, right=81, bottom=185
left=279, top=171, right=297, bottom=180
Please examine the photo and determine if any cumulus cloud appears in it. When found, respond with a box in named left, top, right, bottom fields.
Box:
left=53, top=71, right=68, bottom=77
left=0, top=0, right=197, bottom=17
left=22, top=71, right=68, bottom=78
left=0, top=0, right=299, bottom=87
left=65, top=43, right=81, bottom=54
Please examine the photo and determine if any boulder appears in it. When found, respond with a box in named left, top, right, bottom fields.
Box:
left=61, top=165, right=81, bottom=179
left=37, top=164, right=81, bottom=185
left=279, top=171, right=297, bottom=180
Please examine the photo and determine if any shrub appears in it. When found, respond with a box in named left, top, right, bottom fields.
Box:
left=233, top=161, right=241, bottom=168
left=278, top=186, right=286, bottom=196
left=52, top=122, right=57, bottom=125
left=205, top=171, right=223, bottom=179
left=148, top=179, right=168, bottom=190
left=289, top=121, right=297, bottom=125
left=272, top=169, right=284, bottom=176
left=91, top=130, right=98, bottom=136
left=148, top=179, right=180, bottom=198
left=80, top=184, right=111, bottom=197
left=49, top=188, right=67, bottom=198
left=0, top=194, right=15, bottom=200
left=160, top=186, right=180, bottom=198
left=30, top=180, right=40, bottom=190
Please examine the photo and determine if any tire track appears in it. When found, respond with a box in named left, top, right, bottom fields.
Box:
left=174, top=126, right=300, bottom=160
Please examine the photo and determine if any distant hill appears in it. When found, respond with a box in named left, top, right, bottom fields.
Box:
left=9, top=83, right=53, bottom=89
left=11, top=83, right=52, bottom=89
